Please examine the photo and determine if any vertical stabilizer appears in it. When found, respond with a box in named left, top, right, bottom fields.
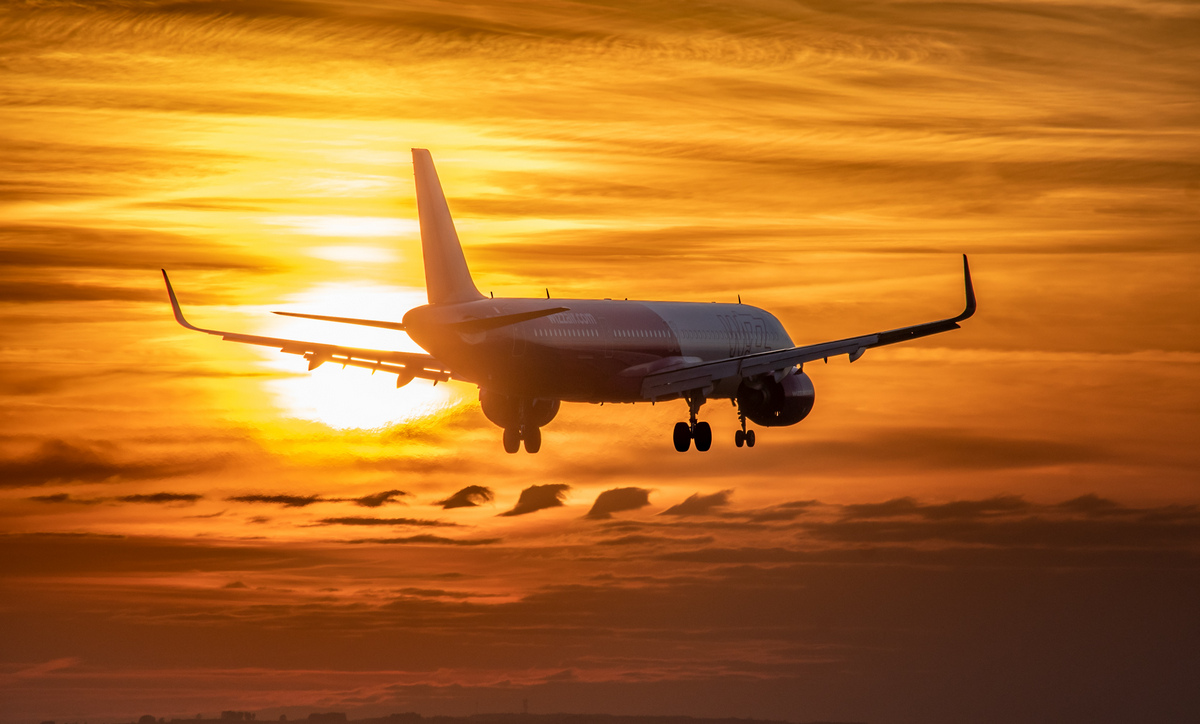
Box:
left=412, top=148, right=485, bottom=305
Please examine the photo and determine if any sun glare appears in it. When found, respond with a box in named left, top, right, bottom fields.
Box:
left=265, top=215, right=420, bottom=237
left=307, top=245, right=399, bottom=264
left=253, top=283, right=464, bottom=429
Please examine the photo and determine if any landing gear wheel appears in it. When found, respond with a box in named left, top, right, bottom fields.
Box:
left=523, top=426, right=542, bottom=453
left=735, top=429, right=745, bottom=448
left=502, top=427, right=521, bottom=454
left=672, top=421, right=692, bottom=452
left=745, top=429, right=756, bottom=448
left=693, top=421, right=712, bottom=452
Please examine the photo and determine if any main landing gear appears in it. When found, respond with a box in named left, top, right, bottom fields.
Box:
left=671, top=394, right=756, bottom=452
left=673, top=394, right=713, bottom=452
left=502, top=425, right=541, bottom=454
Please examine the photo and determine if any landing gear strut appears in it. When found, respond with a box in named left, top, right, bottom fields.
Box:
left=673, top=394, right=712, bottom=452
left=734, top=402, right=755, bottom=448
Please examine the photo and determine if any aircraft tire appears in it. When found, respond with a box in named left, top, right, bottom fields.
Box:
left=735, top=429, right=745, bottom=448
left=672, top=422, right=691, bottom=452
left=745, top=429, right=756, bottom=448
left=523, top=426, right=542, bottom=454
left=502, top=428, right=521, bottom=454
left=694, top=421, right=712, bottom=452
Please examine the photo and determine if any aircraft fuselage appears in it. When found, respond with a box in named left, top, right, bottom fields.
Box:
left=403, top=299, right=793, bottom=403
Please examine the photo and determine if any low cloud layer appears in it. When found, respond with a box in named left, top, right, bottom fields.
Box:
left=436, top=485, right=494, bottom=509
left=226, top=494, right=324, bottom=508
left=349, top=534, right=501, bottom=546
left=352, top=489, right=408, bottom=507
left=500, top=484, right=570, bottom=517
left=29, top=492, right=203, bottom=505
left=660, top=490, right=732, bottom=516
left=586, top=487, right=652, bottom=520
left=0, top=440, right=219, bottom=488
left=317, top=516, right=455, bottom=528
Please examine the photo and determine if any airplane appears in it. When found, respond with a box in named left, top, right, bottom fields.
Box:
left=163, top=148, right=976, bottom=454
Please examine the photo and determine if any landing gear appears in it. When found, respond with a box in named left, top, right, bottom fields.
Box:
left=482, top=390, right=558, bottom=454
left=523, top=425, right=541, bottom=453
left=502, top=427, right=521, bottom=454
left=673, top=421, right=691, bottom=452
left=502, top=425, right=542, bottom=454
left=734, top=402, right=755, bottom=448
left=673, top=394, right=712, bottom=452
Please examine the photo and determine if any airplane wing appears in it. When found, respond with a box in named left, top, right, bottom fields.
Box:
left=162, top=271, right=453, bottom=386
left=641, top=255, right=976, bottom=400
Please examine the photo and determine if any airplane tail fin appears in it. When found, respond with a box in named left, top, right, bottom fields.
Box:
left=412, top=149, right=485, bottom=305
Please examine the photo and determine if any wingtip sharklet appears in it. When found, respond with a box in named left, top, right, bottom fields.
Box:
left=956, top=253, right=976, bottom=323
left=161, top=269, right=206, bottom=333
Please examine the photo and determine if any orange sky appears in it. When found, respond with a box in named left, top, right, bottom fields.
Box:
left=2, top=1, right=1199, bottom=723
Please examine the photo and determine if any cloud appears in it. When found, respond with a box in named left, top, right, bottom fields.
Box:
left=27, top=493, right=103, bottom=505
left=316, top=517, right=455, bottom=528
left=499, top=484, right=570, bottom=517
left=350, top=535, right=501, bottom=546
left=741, top=500, right=820, bottom=523
left=1055, top=494, right=1126, bottom=516
left=586, top=487, right=652, bottom=520
left=0, top=439, right=219, bottom=488
left=804, top=495, right=1200, bottom=549
left=840, top=495, right=1037, bottom=520
left=226, top=494, right=324, bottom=507
left=0, top=278, right=163, bottom=304
left=435, top=485, right=494, bottom=509
left=597, top=534, right=714, bottom=547
left=0, top=532, right=337, bottom=576
left=26, top=492, right=202, bottom=505
left=660, top=490, right=733, bottom=517
left=353, top=489, right=408, bottom=507
left=117, top=493, right=204, bottom=504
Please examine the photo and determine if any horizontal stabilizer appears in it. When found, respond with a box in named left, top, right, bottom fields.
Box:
left=272, top=311, right=406, bottom=332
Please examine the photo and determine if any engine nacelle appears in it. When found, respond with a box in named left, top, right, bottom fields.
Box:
left=736, top=371, right=815, bottom=427
left=479, top=389, right=561, bottom=430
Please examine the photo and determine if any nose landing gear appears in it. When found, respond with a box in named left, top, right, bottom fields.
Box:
left=733, top=405, right=755, bottom=448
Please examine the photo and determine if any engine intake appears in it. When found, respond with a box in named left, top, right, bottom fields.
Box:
left=736, top=371, right=815, bottom=427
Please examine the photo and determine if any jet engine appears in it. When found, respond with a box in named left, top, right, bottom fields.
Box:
left=736, top=371, right=815, bottom=427
left=479, top=389, right=561, bottom=430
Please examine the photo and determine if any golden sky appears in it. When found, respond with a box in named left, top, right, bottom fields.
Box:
left=2, top=1, right=1199, bottom=722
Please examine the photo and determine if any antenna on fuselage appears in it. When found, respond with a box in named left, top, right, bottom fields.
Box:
left=545, top=288, right=550, bottom=299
